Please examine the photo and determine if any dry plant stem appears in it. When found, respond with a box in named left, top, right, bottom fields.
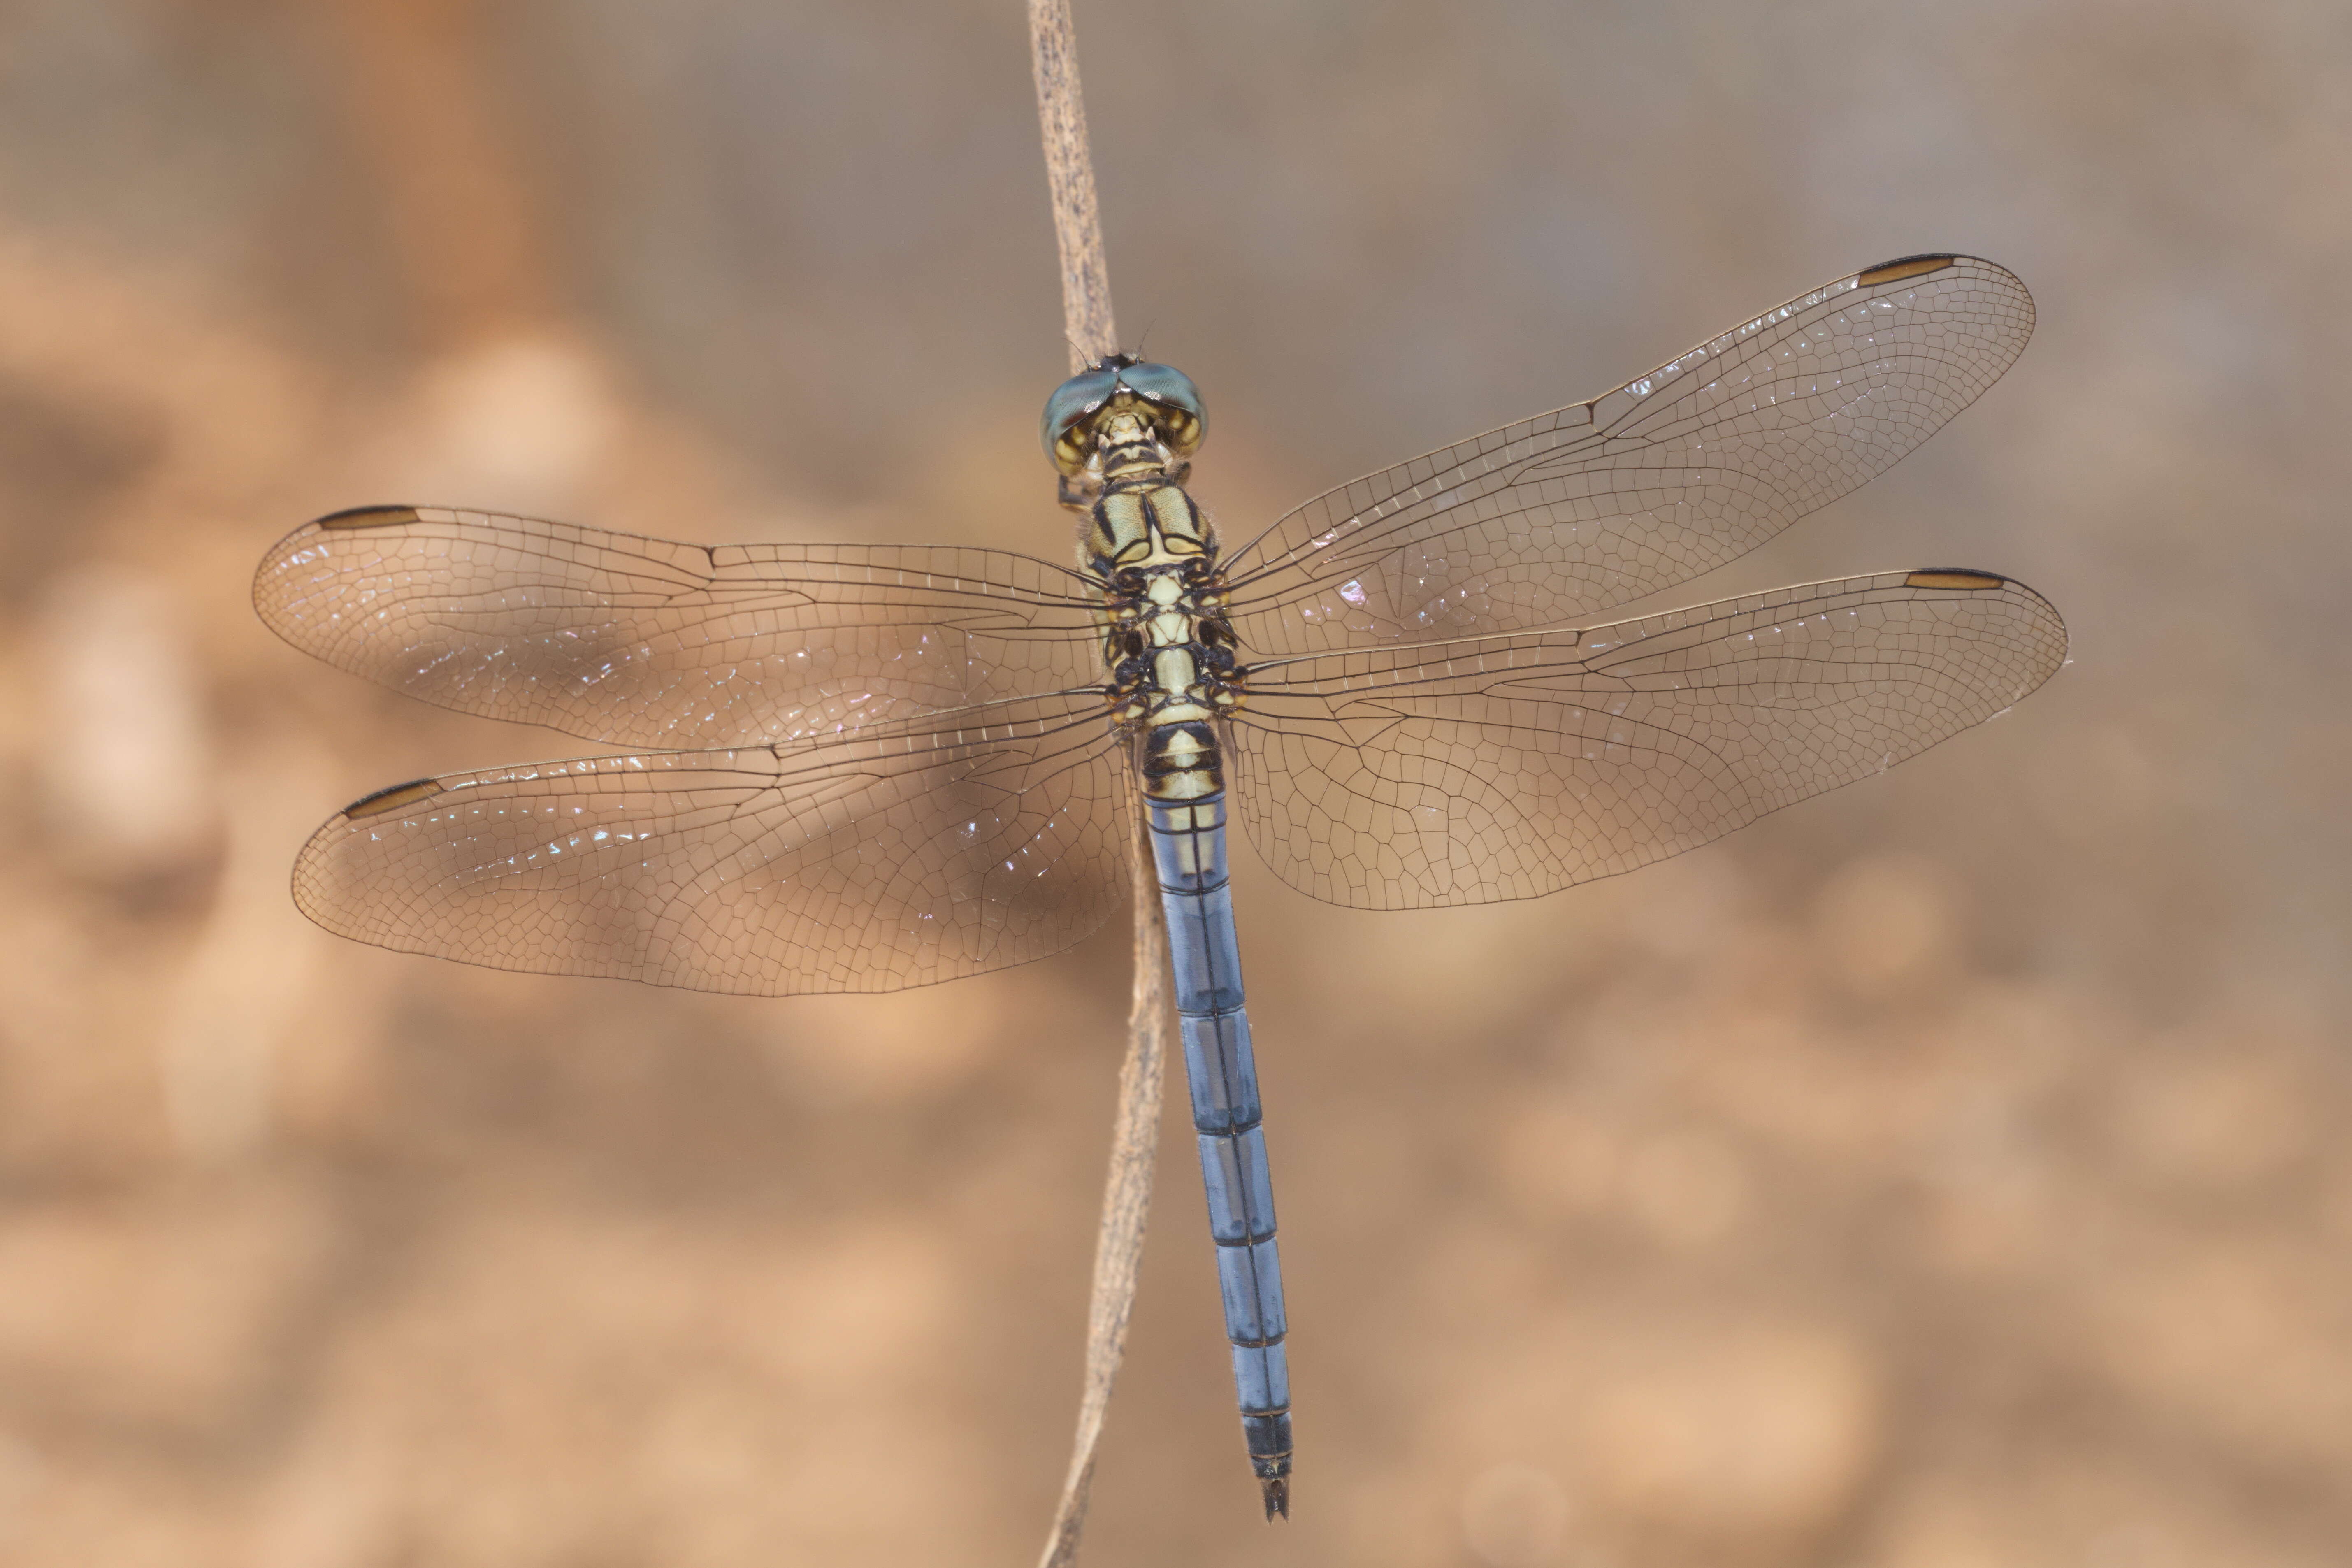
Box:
left=1036, top=820, right=1169, bottom=1568
left=1029, top=0, right=1119, bottom=369
left=1029, top=4, right=1168, bottom=1566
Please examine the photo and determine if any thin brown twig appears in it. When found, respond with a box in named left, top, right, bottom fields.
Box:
left=1035, top=831, right=1167, bottom=1568
left=1030, top=0, right=1119, bottom=371
left=1027, top=5, right=1169, bottom=1566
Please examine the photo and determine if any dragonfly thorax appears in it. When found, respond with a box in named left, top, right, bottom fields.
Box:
left=1086, top=472, right=1244, bottom=801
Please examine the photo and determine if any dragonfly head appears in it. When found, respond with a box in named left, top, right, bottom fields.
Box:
left=1042, top=354, right=1206, bottom=482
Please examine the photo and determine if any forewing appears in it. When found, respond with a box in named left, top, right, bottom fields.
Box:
left=255, top=506, right=1105, bottom=748
left=294, top=693, right=1131, bottom=995
left=1225, top=256, right=2034, bottom=650
left=1230, top=569, right=2065, bottom=909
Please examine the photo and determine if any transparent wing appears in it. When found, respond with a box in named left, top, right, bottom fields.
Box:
left=293, top=692, right=1131, bottom=995
left=255, top=506, right=1107, bottom=748
left=1229, top=569, right=2065, bottom=909
left=1224, top=256, right=2034, bottom=651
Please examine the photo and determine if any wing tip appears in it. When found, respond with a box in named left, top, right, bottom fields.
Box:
left=1904, top=568, right=2070, bottom=675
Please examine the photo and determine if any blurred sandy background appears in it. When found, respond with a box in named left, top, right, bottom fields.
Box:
left=0, top=1, right=2346, bottom=1564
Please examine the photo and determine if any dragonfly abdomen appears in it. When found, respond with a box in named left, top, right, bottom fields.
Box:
left=1149, top=792, right=1292, bottom=1519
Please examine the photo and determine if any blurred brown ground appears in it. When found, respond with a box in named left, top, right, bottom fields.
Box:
left=0, top=1, right=2347, bottom=1564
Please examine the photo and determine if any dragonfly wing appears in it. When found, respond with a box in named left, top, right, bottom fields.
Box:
left=255, top=506, right=1106, bottom=748
left=294, top=693, right=1131, bottom=994
left=1225, top=256, right=2034, bottom=650
left=1229, top=570, right=2065, bottom=909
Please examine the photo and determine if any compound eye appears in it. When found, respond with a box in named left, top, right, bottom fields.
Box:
left=1118, top=362, right=1205, bottom=459
left=1041, top=365, right=1123, bottom=475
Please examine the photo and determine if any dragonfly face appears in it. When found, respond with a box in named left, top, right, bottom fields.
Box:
left=1043, top=353, right=1206, bottom=499
left=255, top=255, right=2069, bottom=1518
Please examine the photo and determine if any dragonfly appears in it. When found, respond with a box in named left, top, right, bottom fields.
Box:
left=255, top=253, right=2065, bottom=1519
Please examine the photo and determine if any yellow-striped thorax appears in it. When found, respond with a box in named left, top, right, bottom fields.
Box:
left=1043, top=356, right=1243, bottom=803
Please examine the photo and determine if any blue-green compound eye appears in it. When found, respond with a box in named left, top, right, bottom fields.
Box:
left=1041, top=366, right=1122, bottom=463
left=1117, top=362, right=1205, bottom=424
left=1041, top=355, right=1207, bottom=476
